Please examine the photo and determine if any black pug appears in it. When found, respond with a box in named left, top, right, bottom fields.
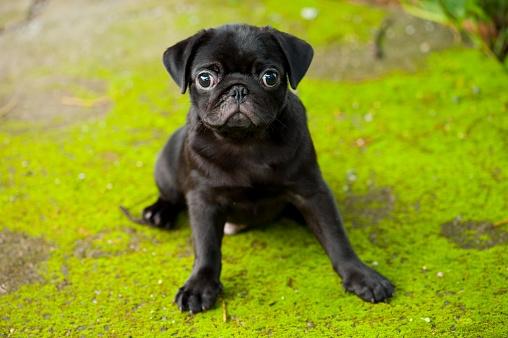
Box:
left=141, top=24, right=394, bottom=313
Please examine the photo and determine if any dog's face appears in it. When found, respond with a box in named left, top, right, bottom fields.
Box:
left=162, top=25, right=313, bottom=136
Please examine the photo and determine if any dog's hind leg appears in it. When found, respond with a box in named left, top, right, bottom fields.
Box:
left=143, top=127, right=186, bottom=229
left=143, top=195, right=184, bottom=229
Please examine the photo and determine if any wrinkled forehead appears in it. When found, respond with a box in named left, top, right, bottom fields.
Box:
left=192, top=29, right=285, bottom=73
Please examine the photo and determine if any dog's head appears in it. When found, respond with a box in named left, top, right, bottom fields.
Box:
left=162, top=24, right=313, bottom=136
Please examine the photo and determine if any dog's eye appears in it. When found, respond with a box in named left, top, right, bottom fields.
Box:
left=196, top=71, right=216, bottom=90
left=261, top=70, right=279, bottom=88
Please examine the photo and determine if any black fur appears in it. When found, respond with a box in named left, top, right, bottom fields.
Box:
left=144, top=24, right=394, bottom=313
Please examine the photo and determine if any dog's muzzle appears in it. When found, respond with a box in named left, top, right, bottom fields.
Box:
left=225, top=112, right=252, bottom=128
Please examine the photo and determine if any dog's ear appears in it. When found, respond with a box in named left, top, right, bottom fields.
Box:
left=270, top=29, right=314, bottom=89
left=163, top=30, right=207, bottom=94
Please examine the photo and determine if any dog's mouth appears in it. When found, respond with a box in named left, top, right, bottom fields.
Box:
left=202, top=102, right=262, bottom=127
left=201, top=111, right=263, bottom=139
left=223, top=112, right=253, bottom=129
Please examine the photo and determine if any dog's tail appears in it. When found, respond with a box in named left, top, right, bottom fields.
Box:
left=119, top=193, right=157, bottom=225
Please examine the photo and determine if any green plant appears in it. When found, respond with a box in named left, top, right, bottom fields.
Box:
left=402, top=0, right=508, bottom=65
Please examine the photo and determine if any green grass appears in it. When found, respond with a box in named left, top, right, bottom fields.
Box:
left=1, top=1, right=508, bottom=336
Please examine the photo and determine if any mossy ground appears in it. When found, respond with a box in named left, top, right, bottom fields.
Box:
left=1, top=1, right=508, bottom=337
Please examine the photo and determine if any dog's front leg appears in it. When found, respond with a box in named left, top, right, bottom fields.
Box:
left=292, top=179, right=394, bottom=303
left=174, top=190, right=224, bottom=313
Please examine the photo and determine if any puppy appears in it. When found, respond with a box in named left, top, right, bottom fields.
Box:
left=142, top=24, right=394, bottom=313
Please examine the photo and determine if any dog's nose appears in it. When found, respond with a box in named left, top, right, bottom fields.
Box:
left=230, top=85, right=248, bottom=103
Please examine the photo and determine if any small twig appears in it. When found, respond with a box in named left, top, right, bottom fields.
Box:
left=0, top=96, right=17, bottom=118
left=60, top=96, right=109, bottom=108
left=222, top=300, right=228, bottom=323
left=0, top=0, right=49, bottom=35
left=374, top=17, right=393, bottom=59
left=493, top=219, right=508, bottom=227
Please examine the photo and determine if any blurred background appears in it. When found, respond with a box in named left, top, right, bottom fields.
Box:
left=1, top=0, right=507, bottom=337
left=1, top=0, right=506, bottom=126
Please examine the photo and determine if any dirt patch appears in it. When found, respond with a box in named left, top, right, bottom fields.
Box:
left=310, top=10, right=459, bottom=81
left=0, top=0, right=170, bottom=129
left=441, top=217, right=508, bottom=250
left=343, top=186, right=395, bottom=228
left=0, top=76, right=110, bottom=131
left=0, top=229, right=52, bottom=295
left=73, top=227, right=158, bottom=259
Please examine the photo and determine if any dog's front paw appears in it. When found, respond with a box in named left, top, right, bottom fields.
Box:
left=174, top=277, right=222, bottom=313
left=342, top=263, right=394, bottom=303
left=142, top=198, right=178, bottom=229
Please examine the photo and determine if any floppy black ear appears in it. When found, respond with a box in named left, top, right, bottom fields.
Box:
left=162, top=31, right=206, bottom=94
left=271, top=29, right=314, bottom=89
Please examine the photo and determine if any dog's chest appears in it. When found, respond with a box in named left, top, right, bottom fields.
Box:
left=200, top=155, right=288, bottom=188
left=213, top=186, right=288, bottom=224
left=214, top=185, right=285, bottom=204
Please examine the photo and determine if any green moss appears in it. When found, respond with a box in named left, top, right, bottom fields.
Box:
left=1, top=1, right=508, bottom=336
